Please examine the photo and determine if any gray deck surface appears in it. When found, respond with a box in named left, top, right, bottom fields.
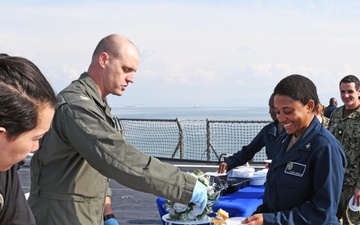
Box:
left=19, top=156, right=230, bottom=225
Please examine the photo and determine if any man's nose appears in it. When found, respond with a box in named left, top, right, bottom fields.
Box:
left=127, top=73, right=134, bottom=83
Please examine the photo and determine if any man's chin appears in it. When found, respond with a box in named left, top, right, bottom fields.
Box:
left=112, top=91, right=123, bottom=96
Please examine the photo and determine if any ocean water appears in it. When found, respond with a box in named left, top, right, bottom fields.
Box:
left=111, top=106, right=270, bottom=121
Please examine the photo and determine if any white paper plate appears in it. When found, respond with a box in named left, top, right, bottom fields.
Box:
left=162, top=214, right=211, bottom=224
left=205, top=172, right=227, bottom=177
left=226, top=217, right=246, bottom=225
left=348, top=196, right=360, bottom=211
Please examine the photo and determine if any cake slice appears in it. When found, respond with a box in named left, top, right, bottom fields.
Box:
left=211, top=208, right=229, bottom=225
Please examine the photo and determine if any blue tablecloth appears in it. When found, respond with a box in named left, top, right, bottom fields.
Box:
left=157, top=185, right=265, bottom=225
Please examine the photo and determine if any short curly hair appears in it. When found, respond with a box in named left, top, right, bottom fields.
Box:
left=273, top=74, right=319, bottom=112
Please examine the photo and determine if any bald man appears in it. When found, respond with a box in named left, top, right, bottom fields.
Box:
left=28, top=34, right=207, bottom=225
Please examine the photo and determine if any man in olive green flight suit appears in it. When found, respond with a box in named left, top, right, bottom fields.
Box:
left=28, top=34, right=207, bottom=225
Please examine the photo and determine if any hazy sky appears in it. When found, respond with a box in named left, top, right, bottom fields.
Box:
left=1, top=0, right=359, bottom=107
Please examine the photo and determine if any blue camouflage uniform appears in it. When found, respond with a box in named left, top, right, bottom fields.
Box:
left=256, top=117, right=345, bottom=224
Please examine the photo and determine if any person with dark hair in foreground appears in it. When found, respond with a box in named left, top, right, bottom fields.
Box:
left=242, top=74, right=346, bottom=225
left=28, top=34, right=207, bottom=225
left=0, top=54, right=57, bottom=225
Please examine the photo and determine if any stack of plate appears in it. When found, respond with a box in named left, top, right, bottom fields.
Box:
left=231, top=166, right=255, bottom=178
left=250, top=169, right=268, bottom=186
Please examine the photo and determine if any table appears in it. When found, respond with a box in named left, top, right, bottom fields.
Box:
left=156, top=185, right=264, bottom=225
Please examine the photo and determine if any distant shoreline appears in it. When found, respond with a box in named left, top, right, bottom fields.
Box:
left=111, top=106, right=270, bottom=121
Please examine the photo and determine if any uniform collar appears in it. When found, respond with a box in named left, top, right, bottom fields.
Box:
left=77, top=72, right=110, bottom=111
left=332, top=105, right=360, bottom=120
left=272, top=116, right=321, bottom=166
left=268, top=121, right=286, bottom=137
left=268, top=122, right=278, bottom=137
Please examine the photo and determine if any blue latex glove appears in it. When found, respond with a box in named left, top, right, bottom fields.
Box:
left=104, top=218, right=119, bottom=225
left=190, top=180, right=208, bottom=210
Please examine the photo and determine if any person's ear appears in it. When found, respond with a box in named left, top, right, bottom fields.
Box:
left=307, top=100, right=315, bottom=112
left=0, top=127, right=6, bottom=134
left=0, top=127, right=7, bottom=140
left=99, top=52, right=109, bottom=68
